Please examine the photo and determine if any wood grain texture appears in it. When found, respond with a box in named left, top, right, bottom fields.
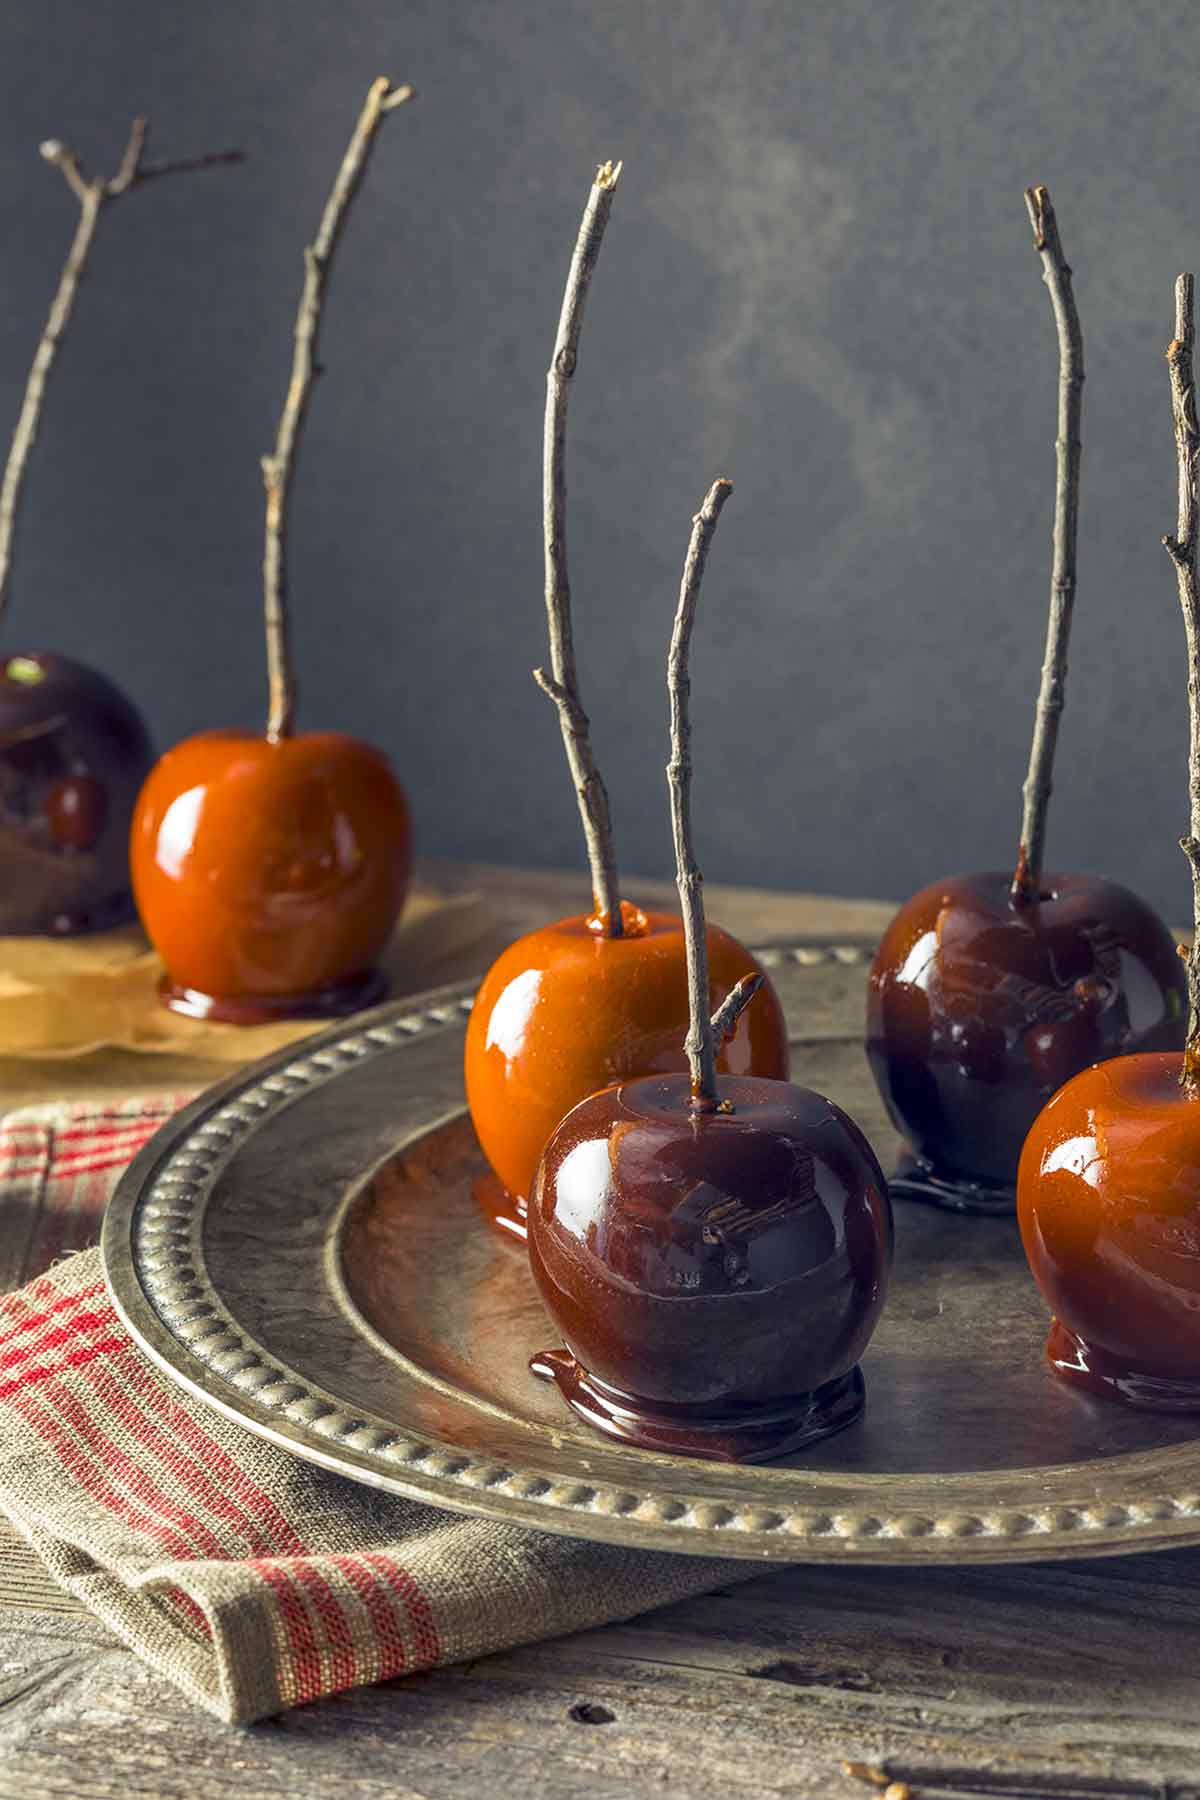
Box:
left=2, top=1549, right=1200, bottom=1797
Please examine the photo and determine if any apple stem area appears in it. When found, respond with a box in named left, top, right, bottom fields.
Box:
left=1011, top=184, right=1084, bottom=907
left=0, top=121, right=243, bottom=627
left=667, top=477, right=755, bottom=1111
left=258, top=77, right=414, bottom=742
left=1163, top=272, right=1200, bottom=1090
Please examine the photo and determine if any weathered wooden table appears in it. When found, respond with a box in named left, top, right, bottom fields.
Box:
left=1, top=862, right=1198, bottom=1800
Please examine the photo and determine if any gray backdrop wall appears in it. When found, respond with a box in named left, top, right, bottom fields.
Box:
left=0, top=1, right=1194, bottom=916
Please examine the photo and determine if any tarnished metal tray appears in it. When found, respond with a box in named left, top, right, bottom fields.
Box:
left=102, top=942, right=1200, bottom=1565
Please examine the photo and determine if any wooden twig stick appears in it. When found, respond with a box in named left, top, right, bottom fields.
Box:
left=534, top=161, right=623, bottom=933
left=1164, top=273, right=1200, bottom=1090
left=1011, top=184, right=1085, bottom=903
left=0, top=119, right=244, bottom=623
left=710, top=972, right=764, bottom=1046
left=260, top=77, right=413, bottom=741
left=666, top=478, right=734, bottom=1109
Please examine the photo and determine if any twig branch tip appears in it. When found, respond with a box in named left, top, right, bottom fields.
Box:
left=531, top=667, right=569, bottom=705
left=1024, top=184, right=1049, bottom=249
left=710, top=972, right=763, bottom=1045
left=108, top=116, right=148, bottom=195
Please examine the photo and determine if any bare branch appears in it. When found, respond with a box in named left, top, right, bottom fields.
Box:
left=39, top=139, right=91, bottom=205
left=0, top=119, right=244, bottom=622
left=666, top=477, right=734, bottom=1110
left=540, top=162, right=624, bottom=931
left=1011, top=184, right=1085, bottom=903
left=260, top=76, right=413, bottom=740
left=107, top=116, right=148, bottom=195
left=531, top=667, right=569, bottom=707
left=1164, top=273, right=1200, bottom=1089
left=710, top=971, right=764, bottom=1046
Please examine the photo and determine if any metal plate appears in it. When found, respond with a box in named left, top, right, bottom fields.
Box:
left=102, top=943, right=1200, bottom=1565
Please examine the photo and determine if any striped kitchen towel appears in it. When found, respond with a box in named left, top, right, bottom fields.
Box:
left=0, top=1096, right=744, bottom=1722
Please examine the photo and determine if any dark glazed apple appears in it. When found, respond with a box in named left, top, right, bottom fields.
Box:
left=867, top=870, right=1184, bottom=1206
left=0, top=652, right=153, bottom=933
left=528, top=478, right=892, bottom=1461
left=529, top=1071, right=890, bottom=1459
left=866, top=186, right=1183, bottom=1211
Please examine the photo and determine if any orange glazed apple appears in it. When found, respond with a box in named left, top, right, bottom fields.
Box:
left=129, top=79, right=414, bottom=1022
left=131, top=729, right=410, bottom=1021
left=1018, top=1052, right=1200, bottom=1408
left=465, top=902, right=788, bottom=1237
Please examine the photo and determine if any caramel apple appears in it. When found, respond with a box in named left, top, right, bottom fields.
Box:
left=0, top=653, right=153, bottom=933
left=528, top=482, right=892, bottom=1460
left=867, top=870, right=1183, bottom=1207
left=131, top=729, right=410, bottom=1020
left=530, top=1069, right=891, bottom=1459
left=465, top=164, right=787, bottom=1241
left=867, top=186, right=1184, bottom=1213
left=466, top=907, right=787, bottom=1240
left=1018, top=1054, right=1200, bottom=1407
left=130, top=79, right=414, bottom=1022
left=1018, top=272, right=1200, bottom=1409
left=0, top=119, right=240, bottom=935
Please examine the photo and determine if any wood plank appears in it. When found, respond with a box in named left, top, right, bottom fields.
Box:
left=0, top=1520, right=72, bottom=1615
left=1, top=1550, right=1199, bottom=1797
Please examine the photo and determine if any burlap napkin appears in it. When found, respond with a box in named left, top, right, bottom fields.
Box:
left=0, top=1095, right=745, bottom=1723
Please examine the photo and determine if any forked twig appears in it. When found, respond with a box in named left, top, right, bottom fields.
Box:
left=710, top=972, right=764, bottom=1046
left=0, top=116, right=244, bottom=621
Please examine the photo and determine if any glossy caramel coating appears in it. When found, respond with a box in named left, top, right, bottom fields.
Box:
left=527, top=1072, right=892, bottom=1460
left=1019, top=1052, right=1200, bottom=1407
left=131, top=729, right=411, bottom=1019
left=0, top=652, right=154, bottom=935
left=464, top=904, right=790, bottom=1237
left=867, top=870, right=1184, bottom=1206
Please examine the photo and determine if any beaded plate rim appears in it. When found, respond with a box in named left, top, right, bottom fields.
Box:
left=101, top=945, right=1200, bottom=1566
